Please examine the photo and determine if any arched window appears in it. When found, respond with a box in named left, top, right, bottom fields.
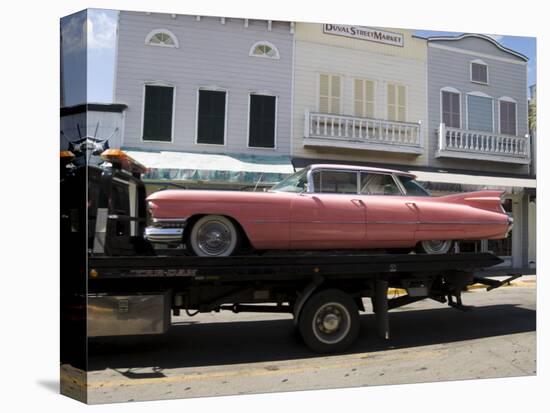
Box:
left=249, top=41, right=280, bottom=59
left=145, top=29, right=179, bottom=48
left=440, top=87, right=461, bottom=128
left=498, top=96, right=517, bottom=135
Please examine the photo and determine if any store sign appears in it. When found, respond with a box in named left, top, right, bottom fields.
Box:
left=323, top=24, right=404, bottom=47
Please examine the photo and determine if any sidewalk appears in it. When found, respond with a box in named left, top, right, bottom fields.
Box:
left=468, top=274, right=536, bottom=290
left=387, top=274, right=536, bottom=296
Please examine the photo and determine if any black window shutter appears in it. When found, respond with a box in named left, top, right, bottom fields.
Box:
left=143, top=85, right=173, bottom=142
left=249, top=95, right=276, bottom=148
left=197, top=90, right=226, bottom=144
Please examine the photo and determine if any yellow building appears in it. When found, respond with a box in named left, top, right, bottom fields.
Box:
left=292, top=23, right=429, bottom=167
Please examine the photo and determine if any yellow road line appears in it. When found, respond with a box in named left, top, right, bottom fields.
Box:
left=64, top=349, right=443, bottom=390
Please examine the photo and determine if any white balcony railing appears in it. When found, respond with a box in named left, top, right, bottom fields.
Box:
left=304, top=111, right=423, bottom=154
left=436, top=123, right=531, bottom=164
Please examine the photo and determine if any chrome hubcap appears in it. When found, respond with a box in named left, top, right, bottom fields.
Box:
left=322, top=313, right=340, bottom=332
left=197, top=221, right=232, bottom=255
left=313, top=303, right=351, bottom=344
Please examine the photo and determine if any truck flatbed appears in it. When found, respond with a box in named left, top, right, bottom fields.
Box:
left=89, top=252, right=502, bottom=282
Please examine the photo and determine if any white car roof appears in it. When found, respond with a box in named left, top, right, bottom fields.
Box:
left=307, top=164, right=416, bottom=178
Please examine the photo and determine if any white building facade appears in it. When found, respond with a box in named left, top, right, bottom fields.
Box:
left=114, top=11, right=296, bottom=188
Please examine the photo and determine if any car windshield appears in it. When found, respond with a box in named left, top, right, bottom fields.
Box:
left=399, top=175, right=430, bottom=196
left=270, top=168, right=308, bottom=192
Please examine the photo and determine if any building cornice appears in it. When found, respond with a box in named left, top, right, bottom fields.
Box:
left=427, top=33, right=528, bottom=62
left=428, top=43, right=527, bottom=65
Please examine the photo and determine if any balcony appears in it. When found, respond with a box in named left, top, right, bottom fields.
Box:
left=303, top=111, right=423, bottom=155
left=436, top=123, right=531, bottom=164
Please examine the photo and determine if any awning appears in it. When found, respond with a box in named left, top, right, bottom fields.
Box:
left=410, top=170, right=536, bottom=193
left=124, top=149, right=295, bottom=186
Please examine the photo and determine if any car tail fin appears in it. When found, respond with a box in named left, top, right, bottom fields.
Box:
left=435, top=190, right=505, bottom=212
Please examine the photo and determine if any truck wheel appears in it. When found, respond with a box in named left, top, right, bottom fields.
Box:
left=298, top=289, right=360, bottom=353
left=417, top=240, right=453, bottom=254
left=188, top=215, right=240, bottom=256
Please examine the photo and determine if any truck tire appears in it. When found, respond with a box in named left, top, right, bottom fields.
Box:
left=298, top=289, right=360, bottom=353
left=188, top=215, right=240, bottom=256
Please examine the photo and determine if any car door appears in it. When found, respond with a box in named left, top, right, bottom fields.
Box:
left=290, top=169, right=366, bottom=248
left=359, top=172, right=418, bottom=243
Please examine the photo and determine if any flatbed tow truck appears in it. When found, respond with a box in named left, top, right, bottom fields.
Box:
left=60, top=148, right=522, bottom=367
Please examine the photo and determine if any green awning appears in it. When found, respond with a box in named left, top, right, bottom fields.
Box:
left=124, top=149, right=295, bottom=185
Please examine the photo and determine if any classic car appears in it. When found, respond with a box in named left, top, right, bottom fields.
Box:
left=145, top=164, right=513, bottom=256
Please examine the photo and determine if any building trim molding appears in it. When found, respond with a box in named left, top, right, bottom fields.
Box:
left=427, top=33, right=528, bottom=61
left=428, top=43, right=527, bottom=65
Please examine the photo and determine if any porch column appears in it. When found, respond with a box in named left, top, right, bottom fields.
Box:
left=520, top=193, right=530, bottom=269
left=511, top=192, right=528, bottom=269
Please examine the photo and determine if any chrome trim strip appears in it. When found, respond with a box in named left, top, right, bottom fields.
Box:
left=145, top=227, right=184, bottom=243
left=416, top=221, right=506, bottom=225
left=152, top=217, right=188, bottom=223
left=250, top=219, right=506, bottom=225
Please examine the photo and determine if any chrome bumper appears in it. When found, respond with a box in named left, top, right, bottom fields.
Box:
left=145, top=218, right=187, bottom=244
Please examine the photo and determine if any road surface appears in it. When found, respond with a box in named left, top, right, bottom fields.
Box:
left=62, top=285, right=536, bottom=404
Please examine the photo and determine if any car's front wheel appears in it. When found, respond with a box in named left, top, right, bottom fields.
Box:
left=417, top=240, right=453, bottom=254
left=187, top=215, right=240, bottom=256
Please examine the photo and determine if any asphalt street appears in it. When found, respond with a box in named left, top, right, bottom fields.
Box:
left=63, top=284, right=536, bottom=404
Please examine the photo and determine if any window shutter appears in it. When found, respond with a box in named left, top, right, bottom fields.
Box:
left=500, top=101, right=516, bottom=135
left=354, top=79, right=375, bottom=118
left=387, top=83, right=406, bottom=122
left=330, top=75, right=341, bottom=114
left=143, top=85, right=173, bottom=142
left=397, top=85, right=406, bottom=121
left=249, top=94, right=276, bottom=148
left=442, top=91, right=461, bottom=128
left=365, top=80, right=374, bottom=118
left=319, top=74, right=341, bottom=114
left=471, top=63, right=488, bottom=83
left=387, top=83, right=396, bottom=121
left=354, top=79, right=363, bottom=117
left=197, top=90, right=226, bottom=144
left=319, top=74, right=329, bottom=113
left=451, top=93, right=460, bottom=127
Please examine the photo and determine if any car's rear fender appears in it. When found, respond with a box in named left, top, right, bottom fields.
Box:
left=433, top=190, right=505, bottom=213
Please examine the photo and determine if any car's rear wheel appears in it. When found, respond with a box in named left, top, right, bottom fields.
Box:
left=417, top=240, right=453, bottom=254
left=188, top=215, right=240, bottom=256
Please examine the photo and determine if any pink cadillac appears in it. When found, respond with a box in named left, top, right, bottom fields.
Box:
left=145, top=164, right=513, bottom=256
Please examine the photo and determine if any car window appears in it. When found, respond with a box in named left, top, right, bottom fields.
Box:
left=360, top=173, right=401, bottom=195
left=312, top=170, right=358, bottom=194
left=399, top=175, right=430, bottom=196
left=270, top=168, right=308, bottom=193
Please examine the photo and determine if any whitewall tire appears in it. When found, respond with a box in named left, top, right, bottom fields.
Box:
left=188, top=215, right=240, bottom=257
left=418, top=240, right=453, bottom=254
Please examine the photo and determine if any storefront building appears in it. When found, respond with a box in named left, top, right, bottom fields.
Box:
left=424, top=34, right=535, bottom=270
left=291, top=23, right=429, bottom=168
left=114, top=11, right=296, bottom=189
